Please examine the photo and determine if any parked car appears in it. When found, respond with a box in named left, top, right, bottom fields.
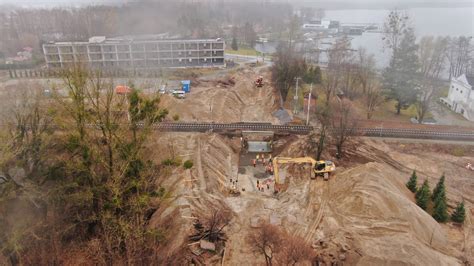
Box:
left=172, top=90, right=186, bottom=99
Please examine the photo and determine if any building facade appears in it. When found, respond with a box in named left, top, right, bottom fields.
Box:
left=43, top=36, right=225, bottom=69
left=440, top=74, right=474, bottom=121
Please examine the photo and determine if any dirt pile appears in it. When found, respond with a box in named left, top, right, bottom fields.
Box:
left=321, top=162, right=461, bottom=265
left=160, top=70, right=278, bottom=123
left=146, top=132, right=240, bottom=261
left=214, top=76, right=236, bottom=88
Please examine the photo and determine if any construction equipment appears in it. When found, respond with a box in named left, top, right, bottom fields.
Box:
left=229, top=184, right=241, bottom=196
left=255, top=76, right=264, bottom=87
left=272, top=157, right=336, bottom=190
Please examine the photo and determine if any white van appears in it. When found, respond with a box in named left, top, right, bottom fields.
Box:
left=172, top=90, right=186, bottom=99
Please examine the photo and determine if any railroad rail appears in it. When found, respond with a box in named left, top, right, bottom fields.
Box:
left=352, top=127, right=474, bottom=141
left=153, top=122, right=312, bottom=134
left=153, top=122, right=474, bottom=141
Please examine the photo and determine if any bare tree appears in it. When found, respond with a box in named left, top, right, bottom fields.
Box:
left=2, top=81, right=52, bottom=179
left=382, top=10, right=410, bottom=61
left=323, top=36, right=353, bottom=103
left=356, top=49, right=384, bottom=119
left=271, top=45, right=307, bottom=106
left=446, top=36, right=473, bottom=80
left=287, top=15, right=301, bottom=51
left=314, top=104, right=331, bottom=161
left=331, top=99, right=357, bottom=159
left=414, top=36, right=449, bottom=123
left=276, top=233, right=315, bottom=266
left=190, top=208, right=231, bottom=243
left=418, top=36, right=449, bottom=80
left=364, top=83, right=384, bottom=120
left=248, top=223, right=283, bottom=266
left=414, top=77, right=435, bottom=124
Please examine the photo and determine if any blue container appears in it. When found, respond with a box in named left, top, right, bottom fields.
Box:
left=181, top=80, right=191, bottom=93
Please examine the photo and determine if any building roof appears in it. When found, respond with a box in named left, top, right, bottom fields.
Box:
left=46, top=35, right=224, bottom=46
left=454, top=74, right=474, bottom=87
left=467, top=76, right=474, bottom=87
left=115, top=85, right=132, bottom=94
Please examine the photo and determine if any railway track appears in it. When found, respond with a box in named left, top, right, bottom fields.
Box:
left=152, top=122, right=474, bottom=141
left=153, top=122, right=312, bottom=134
left=351, top=127, right=474, bottom=141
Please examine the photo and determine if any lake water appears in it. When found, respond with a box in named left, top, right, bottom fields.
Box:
left=326, top=8, right=474, bottom=68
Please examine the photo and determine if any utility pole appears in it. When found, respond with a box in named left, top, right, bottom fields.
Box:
left=306, top=83, right=313, bottom=125
left=293, top=77, right=301, bottom=114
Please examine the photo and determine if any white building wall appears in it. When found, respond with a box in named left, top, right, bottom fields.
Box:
left=443, top=74, right=474, bottom=121
left=448, top=78, right=469, bottom=105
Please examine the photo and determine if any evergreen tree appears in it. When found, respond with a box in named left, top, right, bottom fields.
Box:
left=451, top=201, right=466, bottom=223
left=432, top=193, right=448, bottom=222
left=313, top=66, right=322, bottom=84
left=415, top=180, right=431, bottom=210
left=382, top=25, right=420, bottom=115
left=406, top=170, right=418, bottom=193
left=432, top=174, right=445, bottom=201
left=231, top=37, right=238, bottom=51
left=303, top=65, right=323, bottom=85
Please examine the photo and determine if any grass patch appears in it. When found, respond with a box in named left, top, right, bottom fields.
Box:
left=371, top=100, right=419, bottom=122
left=226, top=47, right=259, bottom=56
left=183, top=160, right=194, bottom=169
left=451, top=147, right=465, bottom=157
left=226, top=45, right=273, bottom=59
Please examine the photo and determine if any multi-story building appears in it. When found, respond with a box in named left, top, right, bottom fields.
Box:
left=43, top=35, right=225, bottom=69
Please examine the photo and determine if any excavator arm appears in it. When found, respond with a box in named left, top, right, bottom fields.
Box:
left=272, top=157, right=317, bottom=185
left=272, top=157, right=336, bottom=188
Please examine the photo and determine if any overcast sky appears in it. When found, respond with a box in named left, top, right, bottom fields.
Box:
left=0, top=0, right=472, bottom=8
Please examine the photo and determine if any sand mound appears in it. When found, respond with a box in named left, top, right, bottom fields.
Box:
left=160, top=71, right=277, bottom=123
left=323, top=162, right=461, bottom=265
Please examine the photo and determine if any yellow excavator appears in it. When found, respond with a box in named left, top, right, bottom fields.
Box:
left=272, top=157, right=336, bottom=189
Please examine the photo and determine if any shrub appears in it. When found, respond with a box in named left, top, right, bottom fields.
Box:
left=451, top=147, right=465, bottom=157
left=161, top=157, right=181, bottom=166
left=183, top=160, right=193, bottom=169
left=173, top=114, right=180, bottom=121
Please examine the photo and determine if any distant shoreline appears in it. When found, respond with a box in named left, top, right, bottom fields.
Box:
left=0, top=1, right=473, bottom=10
left=295, top=2, right=474, bottom=10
